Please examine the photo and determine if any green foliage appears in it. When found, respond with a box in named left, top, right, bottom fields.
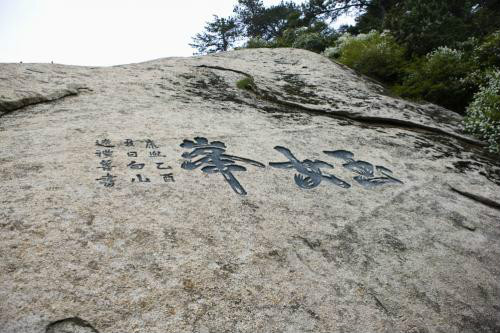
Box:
left=190, top=16, right=240, bottom=55
left=469, top=0, right=500, bottom=38
left=395, top=31, right=500, bottom=114
left=384, top=0, right=472, bottom=56
left=457, top=32, right=500, bottom=90
left=351, top=0, right=395, bottom=34
left=346, top=0, right=500, bottom=57
left=234, top=0, right=300, bottom=41
left=323, top=46, right=340, bottom=59
left=464, top=70, right=500, bottom=153
left=395, top=46, right=474, bottom=113
left=245, top=37, right=274, bottom=48
left=300, top=0, right=380, bottom=23
left=275, top=28, right=298, bottom=47
left=236, top=77, right=256, bottom=90
left=327, top=31, right=406, bottom=83
left=274, top=20, right=335, bottom=50
left=472, top=31, right=500, bottom=69
left=292, top=32, right=327, bottom=52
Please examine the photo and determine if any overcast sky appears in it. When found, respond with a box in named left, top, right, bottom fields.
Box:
left=0, top=0, right=354, bottom=66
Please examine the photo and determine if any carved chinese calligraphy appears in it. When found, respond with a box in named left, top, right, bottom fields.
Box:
left=95, top=173, right=116, bottom=188
left=180, top=137, right=265, bottom=195
left=323, top=149, right=403, bottom=188
left=269, top=146, right=350, bottom=189
left=93, top=137, right=403, bottom=194
left=94, top=138, right=175, bottom=187
left=95, top=139, right=116, bottom=187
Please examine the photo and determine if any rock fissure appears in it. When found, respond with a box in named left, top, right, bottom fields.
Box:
left=450, top=186, right=500, bottom=211
left=372, top=294, right=391, bottom=315
left=195, top=64, right=252, bottom=78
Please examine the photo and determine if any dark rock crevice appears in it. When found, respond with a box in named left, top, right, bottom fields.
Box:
left=195, top=64, right=252, bottom=78
left=450, top=186, right=500, bottom=211
left=372, top=293, right=391, bottom=315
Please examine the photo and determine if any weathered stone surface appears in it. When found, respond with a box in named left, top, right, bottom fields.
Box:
left=0, top=48, right=499, bottom=333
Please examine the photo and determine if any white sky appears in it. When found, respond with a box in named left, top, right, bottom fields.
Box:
left=0, top=0, right=355, bottom=66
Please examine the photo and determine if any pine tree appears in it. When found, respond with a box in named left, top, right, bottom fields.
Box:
left=190, top=16, right=240, bottom=55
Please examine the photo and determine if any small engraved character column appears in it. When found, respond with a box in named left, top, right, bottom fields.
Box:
left=95, top=139, right=116, bottom=187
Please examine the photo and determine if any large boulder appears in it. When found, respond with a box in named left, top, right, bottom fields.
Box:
left=1, top=48, right=499, bottom=333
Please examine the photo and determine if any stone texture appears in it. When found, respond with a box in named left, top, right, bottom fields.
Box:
left=0, top=48, right=499, bottom=333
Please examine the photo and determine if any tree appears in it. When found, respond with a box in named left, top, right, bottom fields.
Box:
left=300, top=0, right=379, bottom=22
left=323, top=0, right=500, bottom=56
left=234, top=0, right=265, bottom=38
left=468, top=0, right=500, bottom=38
left=190, top=16, right=240, bottom=55
left=383, top=1, right=471, bottom=56
left=234, top=0, right=301, bottom=40
left=351, top=0, right=399, bottom=33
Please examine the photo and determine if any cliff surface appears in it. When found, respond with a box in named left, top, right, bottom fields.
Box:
left=1, top=48, right=499, bottom=333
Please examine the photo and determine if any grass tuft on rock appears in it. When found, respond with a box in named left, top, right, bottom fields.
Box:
left=236, top=77, right=255, bottom=91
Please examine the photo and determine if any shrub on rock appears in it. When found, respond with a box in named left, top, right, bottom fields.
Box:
left=325, top=31, right=406, bottom=84
left=464, top=70, right=500, bottom=153
left=245, top=37, right=274, bottom=49
left=292, top=32, right=327, bottom=53
left=396, top=46, right=473, bottom=113
left=473, top=30, right=500, bottom=69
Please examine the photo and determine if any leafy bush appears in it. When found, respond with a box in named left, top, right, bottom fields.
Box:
left=396, top=46, right=474, bottom=113
left=326, top=31, right=406, bottom=83
left=453, top=31, right=500, bottom=97
left=383, top=0, right=472, bottom=57
left=464, top=70, right=500, bottom=153
left=292, top=32, right=327, bottom=53
left=472, top=30, right=500, bottom=69
left=323, top=46, right=340, bottom=59
left=274, top=28, right=299, bottom=47
left=323, top=32, right=354, bottom=58
left=245, top=37, right=274, bottom=49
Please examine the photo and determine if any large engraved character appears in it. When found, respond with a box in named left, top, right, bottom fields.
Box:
left=323, top=150, right=403, bottom=188
left=180, top=137, right=265, bottom=195
left=269, top=146, right=350, bottom=189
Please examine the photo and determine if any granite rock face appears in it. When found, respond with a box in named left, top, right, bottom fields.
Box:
left=0, top=48, right=499, bottom=333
